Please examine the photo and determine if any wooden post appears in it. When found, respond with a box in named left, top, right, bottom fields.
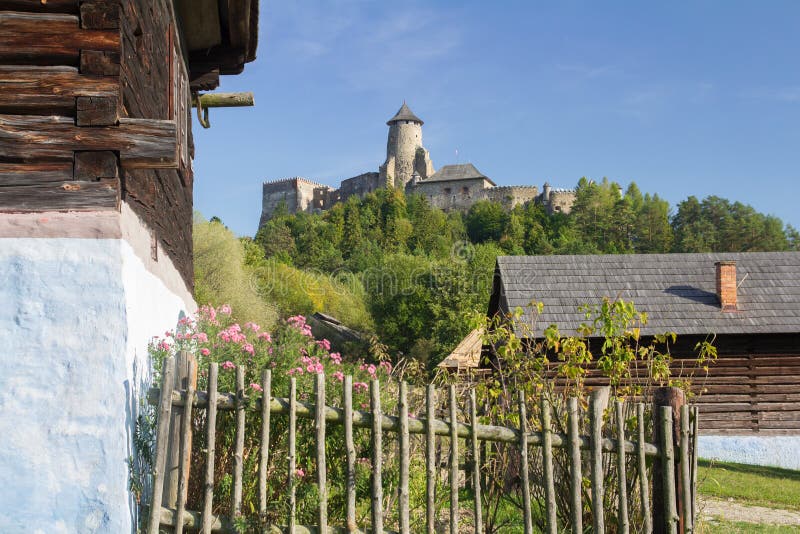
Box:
left=680, top=405, right=693, bottom=534
left=616, top=400, right=629, bottom=534
left=449, top=385, right=459, bottom=534
left=652, top=387, right=685, bottom=534
left=470, top=389, right=483, bottom=534
left=258, top=369, right=272, bottom=517
left=637, top=403, right=652, bottom=534
left=371, top=379, right=383, bottom=534
left=201, top=363, right=218, bottom=534
left=146, top=356, right=175, bottom=534
left=567, top=397, right=583, bottom=534
left=231, top=366, right=246, bottom=517
left=174, top=358, right=196, bottom=534
left=590, top=387, right=610, bottom=534
left=164, top=351, right=197, bottom=509
left=289, top=377, right=297, bottom=534
left=399, top=381, right=410, bottom=534
left=690, top=407, right=700, bottom=529
left=344, top=376, right=356, bottom=532
left=315, top=373, right=328, bottom=532
left=519, top=391, right=533, bottom=534
left=541, top=397, right=557, bottom=534
left=659, top=406, right=678, bottom=534
left=425, top=384, right=436, bottom=534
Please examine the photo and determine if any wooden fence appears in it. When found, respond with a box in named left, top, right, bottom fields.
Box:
left=145, top=354, right=699, bottom=533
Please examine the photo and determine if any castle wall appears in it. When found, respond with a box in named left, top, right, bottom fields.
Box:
left=260, top=178, right=330, bottom=225
left=339, top=172, right=382, bottom=202
left=482, top=185, right=540, bottom=209
left=542, top=189, right=576, bottom=214
left=412, top=178, right=494, bottom=211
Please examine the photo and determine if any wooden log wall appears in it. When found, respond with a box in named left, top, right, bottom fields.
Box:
left=0, top=0, right=194, bottom=288
left=544, top=333, right=800, bottom=435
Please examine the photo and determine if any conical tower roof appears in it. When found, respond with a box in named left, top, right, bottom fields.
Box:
left=387, top=102, right=423, bottom=125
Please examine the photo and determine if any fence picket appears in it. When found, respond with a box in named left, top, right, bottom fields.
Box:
left=470, top=389, right=482, bottom=534
left=590, top=388, right=609, bottom=534
left=637, top=403, right=652, bottom=534
left=691, top=406, right=700, bottom=529
left=175, top=358, right=196, bottom=534
left=449, top=385, right=459, bottom=534
left=371, top=379, right=383, bottom=534
left=519, top=391, right=533, bottom=534
left=399, top=381, right=410, bottom=534
left=660, top=406, right=678, bottom=534
left=541, top=397, right=557, bottom=534
left=316, top=373, right=328, bottom=532
left=232, top=366, right=246, bottom=518
left=425, top=384, right=436, bottom=534
left=259, top=369, right=272, bottom=516
left=616, top=400, right=629, bottom=534
left=567, top=397, right=583, bottom=534
left=147, top=355, right=175, bottom=534
left=344, top=376, right=356, bottom=532
left=680, top=404, right=692, bottom=534
left=289, top=377, right=297, bottom=534
left=201, top=363, right=218, bottom=534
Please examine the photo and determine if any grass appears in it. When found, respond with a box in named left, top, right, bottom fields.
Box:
left=698, top=459, right=800, bottom=511
left=698, top=520, right=800, bottom=533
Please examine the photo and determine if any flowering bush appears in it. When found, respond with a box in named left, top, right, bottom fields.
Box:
left=145, top=305, right=395, bottom=530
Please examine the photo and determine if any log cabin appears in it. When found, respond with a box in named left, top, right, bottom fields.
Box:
left=488, top=252, right=800, bottom=468
left=0, top=1, right=257, bottom=531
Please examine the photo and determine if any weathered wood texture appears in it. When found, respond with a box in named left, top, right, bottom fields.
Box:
left=0, top=66, right=118, bottom=115
left=0, top=1, right=80, bottom=14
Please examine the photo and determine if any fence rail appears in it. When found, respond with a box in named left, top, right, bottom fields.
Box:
left=146, top=353, right=699, bottom=534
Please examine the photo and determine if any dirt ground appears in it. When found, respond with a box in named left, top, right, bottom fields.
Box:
left=699, top=497, right=800, bottom=526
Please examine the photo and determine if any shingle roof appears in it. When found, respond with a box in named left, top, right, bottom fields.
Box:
left=438, top=328, right=483, bottom=369
left=491, top=252, right=800, bottom=336
left=387, top=102, right=423, bottom=125
left=423, top=163, right=496, bottom=185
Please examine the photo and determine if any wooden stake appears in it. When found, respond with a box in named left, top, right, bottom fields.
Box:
left=449, top=385, right=459, bottom=534
left=201, top=363, right=218, bottom=534
left=399, top=381, right=410, bottom=534
left=637, top=403, right=652, bottom=534
left=259, top=369, right=272, bottom=516
left=289, top=377, right=297, bottom=533
left=616, top=400, right=629, bottom=534
left=590, top=387, right=610, bottom=534
left=371, top=380, right=383, bottom=534
left=425, top=384, right=436, bottom=534
left=660, top=406, right=678, bottom=534
left=541, top=397, right=557, bottom=534
left=680, top=405, right=692, bottom=534
left=316, top=373, right=328, bottom=532
left=231, top=366, right=245, bottom=517
left=344, top=376, right=356, bottom=532
left=519, top=391, right=533, bottom=534
left=147, top=356, right=175, bottom=534
left=567, top=397, right=583, bottom=534
left=174, top=358, right=196, bottom=534
left=470, top=389, right=483, bottom=534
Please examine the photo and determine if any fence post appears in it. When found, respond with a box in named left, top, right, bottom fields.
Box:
left=590, top=387, right=610, bottom=534
left=163, top=351, right=197, bottom=510
left=147, top=356, right=175, bottom=534
left=652, top=387, right=685, bottom=534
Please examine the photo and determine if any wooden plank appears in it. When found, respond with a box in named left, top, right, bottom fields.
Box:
left=315, top=373, right=328, bottom=533
left=567, top=397, right=583, bottom=534
left=80, top=1, right=120, bottom=30
left=616, top=400, right=629, bottom=534
left=175, top=358, right=196, bottom=534
left=165, top=353, right=196, bottom=510
left=590, top=388, right=610, bottom=534
left=74, top=151, right=118, bottom=181
left=638, top=403, right=653, bottom=534
left=226, top=0, right=251, bottom=50
left=190, top=69, right=220, bottom=92
left=201, top=363, right=219, bottom=534
left=344, top=376, right=357, bottom=532
left=470, top=389, right=482, bottom=534
left=398, top=381, right=410, bottom=534
left=80, top=50, right=120, bottom=76
left=680, top=405, right=693, bottom=534
left=77, top=96, right=118, bottom=126
left=425, top=384, right=436, bottom=534
left=371, top=379, right=383, bottom=534
left=659, top=407, right=678, bottom=534
left=449, top=384, right=459, bottom=534
left=0, top=66, right=118, bottom=115
left=258, top=370, right=272, bottom=516
left=0, top=115, right=177, bottom=168
left=0, top=180, right=117, bottom=213
left=231, top=366, right=245, bottom=516
left=690, top=407, right=699, bottom=529
left=541, top=397, right=557, bottom=534
left=175, top=0, right=222, bottom=50
left=289, top=377, right=297, bottom=533
left=519, top=391, right=532, bottom=534
left=0, top=12, right=118, bottom=64
left=0, top=0, right=80, bottom=13
left=0, top=162, right=72, bottom=185
left=146, top=355, right=175, bottom=534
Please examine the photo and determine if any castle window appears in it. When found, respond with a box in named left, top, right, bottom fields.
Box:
left=462, top=186, right=469, bottom=195
left=444, top=187, right=451, bottom=195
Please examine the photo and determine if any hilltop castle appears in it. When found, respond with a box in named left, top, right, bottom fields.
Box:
left=259, top=103, right=575, bottom=226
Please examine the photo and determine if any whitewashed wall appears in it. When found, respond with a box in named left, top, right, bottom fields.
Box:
left=0, top=233, right=193, bottom=533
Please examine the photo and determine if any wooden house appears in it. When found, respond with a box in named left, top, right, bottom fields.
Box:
left=488, top=253, right=800, bottom=466
left=0, top=1, right=257, bottom=531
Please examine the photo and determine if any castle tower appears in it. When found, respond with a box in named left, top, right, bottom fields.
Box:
left=379, top=102, right=434, bottom=189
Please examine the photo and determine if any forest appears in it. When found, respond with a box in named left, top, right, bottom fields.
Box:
left=195, top=177, right=799, bottom=368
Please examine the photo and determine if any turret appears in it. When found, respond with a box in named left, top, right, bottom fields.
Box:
left=379, top=102, right=434, bottom=188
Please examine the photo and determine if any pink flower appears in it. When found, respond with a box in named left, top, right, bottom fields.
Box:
left=200, top=348, right=210, bottom=356
left=250, top=383, right=263, bottom=392
left=242, top=343, right=255, bottom=355
left=329, top=352, right=342, bottom=365
left=333, top=371, right=344, bottom=382
left=367, top=364, right=377, bottom=377
left=295, top=468, right=305, bottom=478
left=221, top=361, right=235, bottom=370
left=157, top=340, right=171, bottom=351
left=220, top=304, right=232, bottom=315
left=244, top=322, right=260, bottom=332
left=380, top=361, right=392, bottom=374
left=314, top=363, right=324, bottom=373
left=316, top=339, right=331, bottom=351
left=354, top=382, right=368, bottom=393
left=258, top=332, right=272, bottom=342
left=193, top=332, right=208, bottom=343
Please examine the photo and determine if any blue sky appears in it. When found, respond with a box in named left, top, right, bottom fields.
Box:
left=193, top=1, right=800, bottom=237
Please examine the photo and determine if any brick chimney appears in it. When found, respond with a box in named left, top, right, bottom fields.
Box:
left=715, top=261, right=737, bottom=311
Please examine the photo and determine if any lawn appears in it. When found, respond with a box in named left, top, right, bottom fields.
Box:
left=698, top=459, right=800, bottom=511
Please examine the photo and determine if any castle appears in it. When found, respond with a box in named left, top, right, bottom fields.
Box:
left=259, top=103, right=576, bottom=226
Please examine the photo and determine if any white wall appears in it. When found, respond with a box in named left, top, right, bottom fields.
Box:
left=0, top=236, right=193, bottom=533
